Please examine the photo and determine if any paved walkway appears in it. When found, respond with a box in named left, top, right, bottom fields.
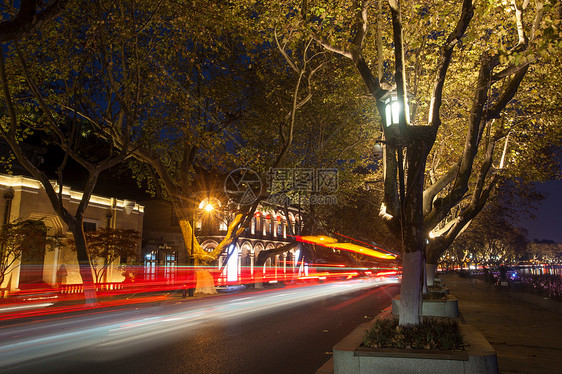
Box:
left=442, top=274, right=562, bottom=374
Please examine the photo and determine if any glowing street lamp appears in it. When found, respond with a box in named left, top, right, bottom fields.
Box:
left=199, top=198, right=218, bottom=213
left=380, top=89, right=414, bottom=128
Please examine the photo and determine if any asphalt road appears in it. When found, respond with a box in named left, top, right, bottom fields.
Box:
left=1, top=280, right=400, bottom=374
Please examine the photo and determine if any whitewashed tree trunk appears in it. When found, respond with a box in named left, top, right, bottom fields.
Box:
left=194, top=269, right=218, bottom=295
left=422, top=258, right=427, bottom=294
left=426, top=263, right=437, bottom=286
left=399, top=250, right=423, bottom=326
left=254, top=268, right=264, bottom=288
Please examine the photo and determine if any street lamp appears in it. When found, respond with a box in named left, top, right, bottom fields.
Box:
left=381, top=90, right=411, bottom=127
left=380, top=89, right=414, bottom=129
left=195, top=198, right=219, bottom=234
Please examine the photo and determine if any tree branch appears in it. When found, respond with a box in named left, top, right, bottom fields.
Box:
left=0, top=0, right=68, bottom=43
left=428, top=0, right=473, bottom=130
left=422, top=165, right=459, bottom=215
left=351, top=0, right=371, bottom=49
left=310, top=33, right=353, bottom=59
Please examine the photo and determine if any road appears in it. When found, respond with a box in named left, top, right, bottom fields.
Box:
left=0, top=279, right=400, bottom=374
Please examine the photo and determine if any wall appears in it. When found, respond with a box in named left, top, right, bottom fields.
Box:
left=0, top=174, right=144, bottom=291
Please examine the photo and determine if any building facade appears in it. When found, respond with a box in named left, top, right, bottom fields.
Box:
left=0, top=174, right=144, bottom=293
left=141, top=200, right=304, bottom=286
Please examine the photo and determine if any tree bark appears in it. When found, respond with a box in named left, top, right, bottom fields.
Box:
left=68, top=221, right=97, bottom=305
left=399, top=251, right=423, bottom=326
left=397, top=136, right=430, bottom=326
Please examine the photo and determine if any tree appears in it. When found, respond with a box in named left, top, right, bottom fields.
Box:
left=445, top=179, right=546, bottom=267
left=527, top=240, right=562, bottom=264
left=1, top=0, right=372, bottom=296
left=447, top=206, right=529, bottom=268
left=0, top=0, right=135, bottom=304
left=244, top=48, right=381, bottom=269
left=69, top=228, right=140, bottom=284
left=0, top=0, right=67, bottom=43
left=44, top=1, right=377, bottom=282
left=248, top=0, right=561, bottom=326
left=0, top=219, right=48, bottom=287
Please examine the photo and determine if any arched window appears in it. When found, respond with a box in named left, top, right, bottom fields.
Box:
left=276, top=213, right=284, bottom=237
left=288, top=212, right=296, bottom=235
left=263, top=212, right=273, bottom=236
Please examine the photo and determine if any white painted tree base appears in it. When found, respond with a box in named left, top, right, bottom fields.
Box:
left=194, top=269, right=217, bottom=295
left=399, top=251, right=423, bottom=326
left=426, top=263, right=437, bottom=287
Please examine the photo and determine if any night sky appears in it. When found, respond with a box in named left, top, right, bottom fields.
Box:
left=518, top=180, right=562, bottom=243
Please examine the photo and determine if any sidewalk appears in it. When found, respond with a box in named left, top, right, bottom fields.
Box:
left=442, top=274, right=562, bottom=374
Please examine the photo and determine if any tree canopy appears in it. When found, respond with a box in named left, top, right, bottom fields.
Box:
left=236, top=0, right=561, bottom=326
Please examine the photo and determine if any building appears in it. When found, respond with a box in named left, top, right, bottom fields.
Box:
left=0, top=174, right=144, bottom=293
left=141, top=199, right=304, bottom=286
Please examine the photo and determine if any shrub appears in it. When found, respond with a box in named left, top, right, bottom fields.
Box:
left=363, top=316, right=464, bottom=350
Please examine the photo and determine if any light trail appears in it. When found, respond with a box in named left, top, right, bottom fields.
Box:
left=0, top=278, right=398, bottom=371
left=0, top=303, right=54, bottom=313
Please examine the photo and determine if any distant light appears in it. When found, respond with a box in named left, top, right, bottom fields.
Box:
left=204, top=203, right=214, bottom=212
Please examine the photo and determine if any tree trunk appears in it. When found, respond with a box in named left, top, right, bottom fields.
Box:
left=69, top=222, right=97, bottom=305
left=194, top=269, right=217, bottom=295
left=176, top=214, right=214, bottom=296
left=426, top=263, right=437, bottom=286
left=177, top=216, right=200, bottom=263
left=398, top=138, right=429, bottom=326
left=254, top=267, right=264, bottom=289
left=399, top=251, right=423, bottom=326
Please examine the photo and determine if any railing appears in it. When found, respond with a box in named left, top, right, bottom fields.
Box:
left=60, top=282, right=125, bottom=294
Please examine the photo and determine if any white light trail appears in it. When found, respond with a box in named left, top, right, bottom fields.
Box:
left=0, top=278, right=398, bottom=370
left=0, top=303, right=54, bottom=313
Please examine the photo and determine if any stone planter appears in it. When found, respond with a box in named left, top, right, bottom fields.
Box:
left=319, top=320, right=497, bottom=374
left=392, top=294, right=459, bottom=318
left=428, top=286, right=449, bottom=295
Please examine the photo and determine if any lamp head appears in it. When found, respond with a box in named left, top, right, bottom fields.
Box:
left=198, top=197, right=220, bottom=212
left=380, top=90, right=413, bottom=127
